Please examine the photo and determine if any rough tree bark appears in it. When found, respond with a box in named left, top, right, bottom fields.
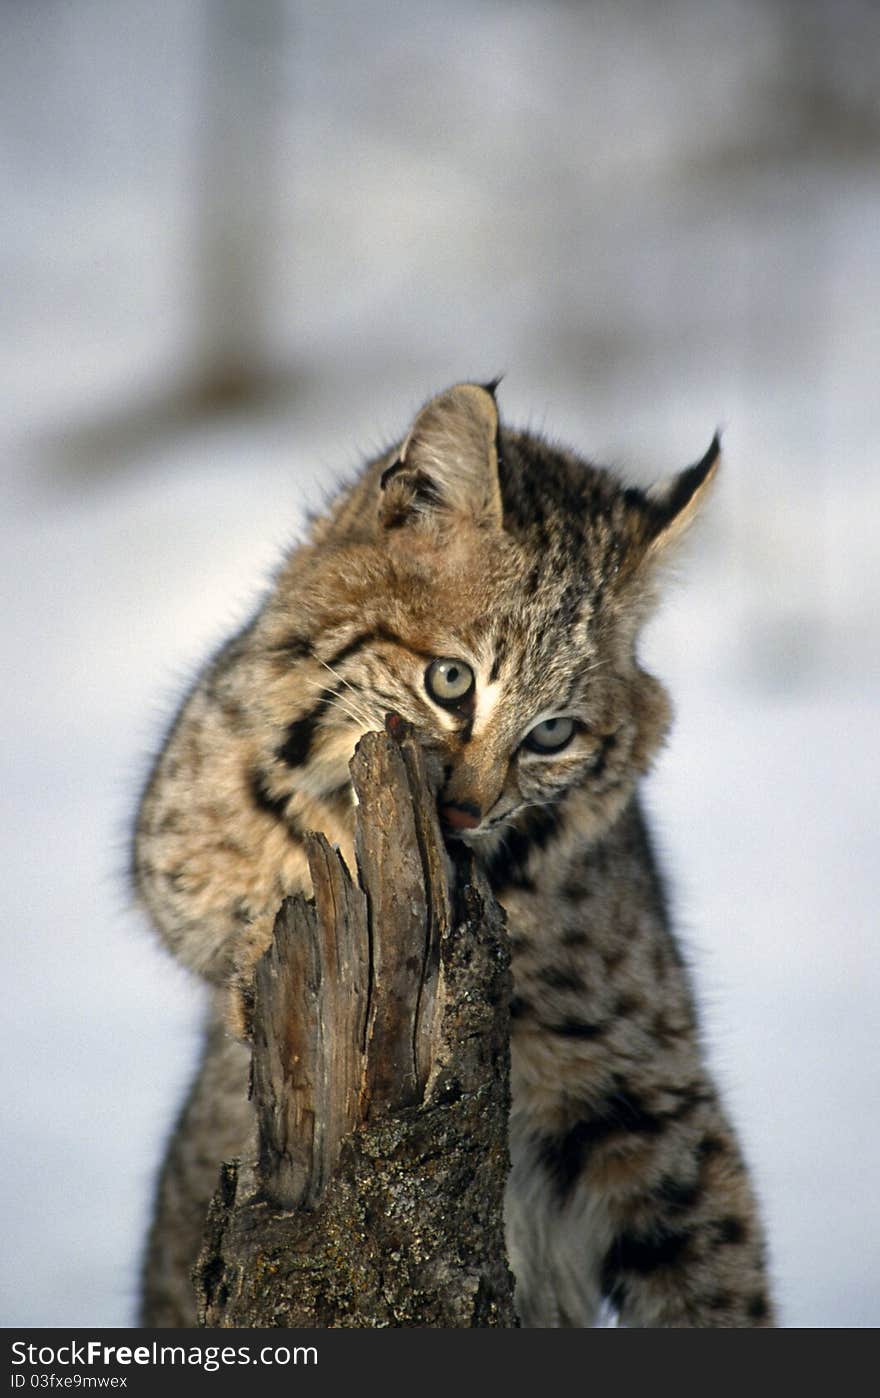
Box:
left=195, top=723, right=519, bottom=1327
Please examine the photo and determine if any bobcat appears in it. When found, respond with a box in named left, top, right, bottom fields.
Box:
left=133, top=382, right=774, bottom=1327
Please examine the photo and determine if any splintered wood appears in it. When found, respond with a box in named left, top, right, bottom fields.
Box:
left=196, top=724, right=518, bottom=1327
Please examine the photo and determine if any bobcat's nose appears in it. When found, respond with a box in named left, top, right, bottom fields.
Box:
left=439, top=800, right=482, bottom=833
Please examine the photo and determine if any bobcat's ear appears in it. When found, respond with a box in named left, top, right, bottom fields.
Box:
left=638, top=432, right=721, bottom=555
left=379, top=383, right=503, bottom=530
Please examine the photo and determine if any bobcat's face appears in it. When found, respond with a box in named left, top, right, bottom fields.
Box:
left=255, top=382, right=715, bottom=852
left=261, top=514, right=667, bottom=853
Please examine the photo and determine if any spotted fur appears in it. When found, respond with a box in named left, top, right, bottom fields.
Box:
left=134, top=383, right=773, bottom=1327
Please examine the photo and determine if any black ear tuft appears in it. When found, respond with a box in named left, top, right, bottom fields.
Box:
left=654, top=432, right=720, bottom=526
left=641, top=431, right=721, bottom=551
left=482, top=374, right=505, bottom=398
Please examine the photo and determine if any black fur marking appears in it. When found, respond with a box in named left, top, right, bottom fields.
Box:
left=376, top=625, right=437, bottom=663
left=276, top=691, right=334, bottom=768
left=658, top=1174, right=703, bottom=1212
left=509, top=995, right=530, bottom=1020
left=696, top=1133, right=726, bottom=1162
left=486, top=802, right=565, bottom=894
left=321, top=627, right=435, bottom=680
left=661, top=1083, right=714, bottom=1124
left=277, top=714, right=319, bottom=767
left=538, top=1089, right=664, bottom=1201
left=559, top=926, right=588, bottom=947
left=612, top=993, right=643, bottom=1019
left=603, top=946, right=627, bottom=973
left=747, top=1292, right=769, bottom=1321
left=591, top=732, right=616, bottom=780
left=328, top=624, right=434, bottom=669
left=602, top=1226, right=693, bottom=1288
left=325, top=633, right=373, bottom=668
left=537, top=965, right=584, bottom=993
left=712, top=1216, right=747, bottom=1247
left=269, top=634, right=313, bottom=662
left=558, top=579, right=583, bottom=629
left=248, top=769, right=291, bottom=823
left=561, top=876, right=590, bottom=901
left=488, top=637, right=507, bottom=684
left=542, top=1017, right=605, bottom=1039
left=651, top=1012, right=684, bottom=1047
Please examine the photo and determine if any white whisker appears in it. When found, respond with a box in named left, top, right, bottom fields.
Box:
left=301, top=677, right=376, bottom=731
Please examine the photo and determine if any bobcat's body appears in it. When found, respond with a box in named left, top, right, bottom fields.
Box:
left=134, top=384, right=773, bottom=1327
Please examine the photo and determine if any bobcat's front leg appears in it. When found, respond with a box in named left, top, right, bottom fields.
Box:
left=509, top=1079, right=774, bottom=1328
left=599, top=1099, right=774, bottom=1327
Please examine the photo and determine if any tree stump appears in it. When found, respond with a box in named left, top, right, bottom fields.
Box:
left=195, top=723, right=518, bottom=1327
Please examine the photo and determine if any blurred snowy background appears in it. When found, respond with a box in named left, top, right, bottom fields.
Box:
left=2, top=0, right=878, bottom=1328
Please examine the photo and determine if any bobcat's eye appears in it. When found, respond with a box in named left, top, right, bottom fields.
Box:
left=425, top=658, right=475, bottom=707
left=523, top=717, right=576, bottom=753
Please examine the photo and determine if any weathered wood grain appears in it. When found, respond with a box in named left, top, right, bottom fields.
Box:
left=195, top=724, right=517, bottom=1328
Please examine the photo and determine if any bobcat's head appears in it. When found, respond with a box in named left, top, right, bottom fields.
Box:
left=256, top=383, right=718, bottom=855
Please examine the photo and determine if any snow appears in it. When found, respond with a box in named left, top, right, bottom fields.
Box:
left=2, top=0, right=878, bottom=1328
